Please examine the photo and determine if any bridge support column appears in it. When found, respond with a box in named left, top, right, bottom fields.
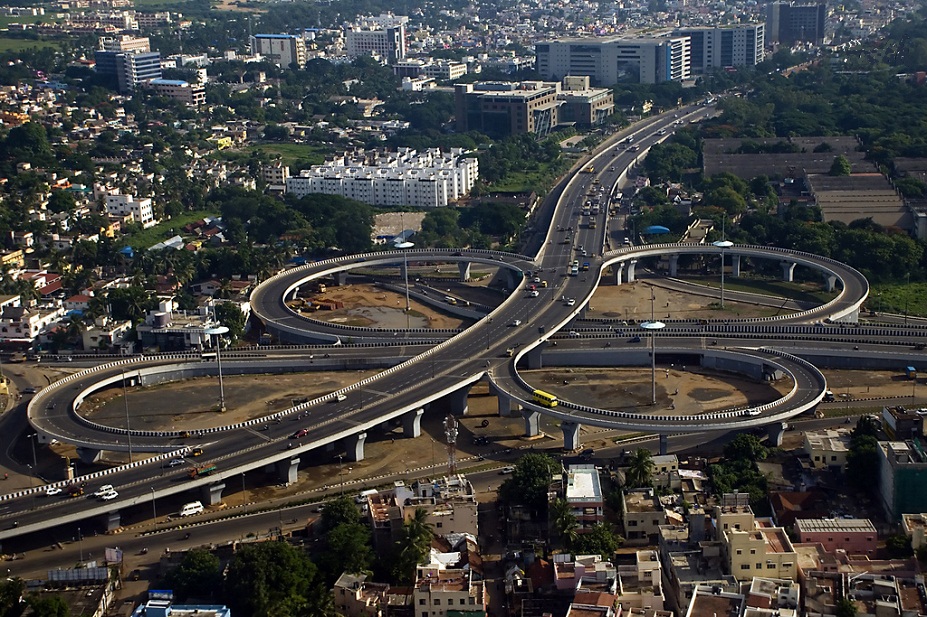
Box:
left=668, top=255, right=679, bottom=277
left=445, top=385, right=471, bottom=416
left=522, top=409, right=540, bottom=437
left=823, top=273, right=837, bottom=292
left=399, top=262, right=408, bottom=281
left=561, top=422, right=581, bottom=451
left=458, top=261, right=471, bottom=281
left=201, top=482, right=226, bottom=506
left=334, top=272, right=348, bottom=286
left=526, top=344, right=545, bottom=369
left=488, top=382, right=517, bottom=417
left=402, top=408, right=424, bottom=438
left=781, top=261, right=796, bottom=282
left=626, top=260, right=638, bottom=282
left=275, top=457, right=301, bottom=485
left=767, top=422, right=787, bottom=447
left=732, top=255, right=741, bottom=277
left=613, top=263, right=624, bottom=286
left=659, top=434, right=669, bottom=455
left=100, top=510, right=121, bottom=532
left=344, top=433, right=367, bottom=462
left=76, top=447, right=102, bottom=464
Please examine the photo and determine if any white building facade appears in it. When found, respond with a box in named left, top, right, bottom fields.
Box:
left=285, top=148, right=479, bottom=208
left=105, top=194, right=156, bottom=228
left=250, top=34, right=307, bottom=68
left=346, top=14, right=408, bottom=62
left=536, top=36, right=691, bottom=85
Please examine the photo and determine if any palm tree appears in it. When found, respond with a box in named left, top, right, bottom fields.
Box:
left=625, top=449, right=654, bottom=488
left=394, top=507, right=434, bottom=583
left=549, top=498, right=579, bottom=548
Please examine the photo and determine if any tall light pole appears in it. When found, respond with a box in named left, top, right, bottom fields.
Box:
left=77, top=527, right=84, bottom=563
left=121, top=370, right=133, bottom=463
left=204, top=325, right=230, bottom=411
left=337, top=454, right=344, bottom=496
left=241, top=473, right=247, bottom=511
left=640, top=289, right=665, bottom=405
left=395, top=234, right=414, bottom=330
left=713, top=240, right=733, bottom=309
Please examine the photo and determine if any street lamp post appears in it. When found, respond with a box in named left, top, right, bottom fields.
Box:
left=77, top=527, right=84, bottom=563
left=204, top=325, right=230, bottom=411
left=395, top=236, right=415, bottom=329
left=337, top=455, right=344, bottom=496
left=241, top=473, right=247, bottom=511
left=121, top=370, right=133, bottom=463
left=712, top=240, right=734, bottom=308
left=641, top=289, right=666, bottom=405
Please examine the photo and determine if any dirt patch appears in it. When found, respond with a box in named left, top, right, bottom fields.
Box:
left=80, top=371, right=379, bottom=431
left=312, top=283, right=472, bottom=329
left=590, top=280, right=795, bottom=321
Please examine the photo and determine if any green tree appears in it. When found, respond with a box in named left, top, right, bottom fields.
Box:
left=835, top=596, right=858, bottom=617
left=625, top=449, right=654, bottom=488
left=846, top=434, right=880, bottom=492
left=214, top=302, right=246, bottom=340
left=549, top=498, right=579, bottom=548
left=829, top=155, right=852, bottom=176
left=498, top=452, right=558, bottom=516
left=393, top=507, right=434, bottom=584
left=164, top=549, right=222, bottom=602
left=884, top=533, right=913, bottom=558
left=572, top=523, right=622, bottom=558
left=224, top=542, right=329, bottom=617
left=723, top=434, right=768, bottom=461
left=320, top=495, right=360, bottom=532
left=26, top=594, right=69, bottom=617
left=320, top=522, right=374, bottom=580
left=0, top=578, right=25, bottom=617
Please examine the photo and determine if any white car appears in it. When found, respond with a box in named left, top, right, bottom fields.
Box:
left=100, top=490, right=119, bottom=501
left=528, top=290, right=539, bottom=297
left=499, top=466, right=515, bottom=475
left=168, top=458, right=186, bottom=467
left=45, top=486, right=62, bottom=497
left=93, top=484, right=115, bottom=497
left=566, top=298, right=576, bottom=306
left=510, top=319, right=522, bottom=327
left=335, top=393, right=347, bottom=402
left=569, top=331, right=580, bottom=337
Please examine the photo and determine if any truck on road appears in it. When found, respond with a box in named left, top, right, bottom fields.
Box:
left=189, top=464, right=217, bottom=479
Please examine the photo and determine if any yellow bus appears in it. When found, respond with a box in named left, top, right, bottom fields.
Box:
left=533, top=389, right=558, bottom=407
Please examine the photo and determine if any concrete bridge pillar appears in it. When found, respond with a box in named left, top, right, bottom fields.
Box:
left=659, top=434, right=669, bottom=455
left=522, top=409, right=540, bottom=437
left=458, top=261, right=471, bottom=281
left=626, top=260, right=638, bottom=283
left=781, top=261, right=796, bottom=282
left=488, top=382, right=517, bottom=417
left=767, top=422, right=786, bottom=447
left=505, top=269, right=520, bottom=292
left=561, top=421, right=581, bottom=451
left=291, top=286, right=300, bottom=301
left=201, top=481, right=226, bottom=506
left=445, top=384, right=471, bottom=416
left=402, top=408, right=424, bottom=438
left=613, top=263, right=624, bottom=286
left=333, top=272, right=348, bottom=286
left=275, top=457, right=301, bottom=485
left=668, top=255, right=679, bottom=277
left=732, top=255, right=742, bottom=277
left=823, top=273, right=837, bottom=292
left=526, top=344, right=545, bottom=369
left=101, top=510, right=121, bottom=532
left=344, top=432, right=367, bottom=462
left=76, top=447, right=102, bottom=464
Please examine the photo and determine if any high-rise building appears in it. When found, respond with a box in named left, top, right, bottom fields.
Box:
left=673, top=24, right=765, bottom=73
left=346, top=14, right=408, bottom=63
left=249, top=34, right=307, bottom=68
left=766, top=2, right=827, bottom=45
left=455, top=81, right=561, bottom=138
left=95, top=40, right=161, bottom=94
left=535, top=36, right=691, bottom=85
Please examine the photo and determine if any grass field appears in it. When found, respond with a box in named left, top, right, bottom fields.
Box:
left=123, top=210, right=216, bottom=250
left=0, top=37, right=60, bottom=52
left=869, top=282, right=927, bottom=318
left=488, top=161, right=568, bottom=194
left=677, top=275, right=837, bottom=305
left=243, top=143, right=330, bottom=167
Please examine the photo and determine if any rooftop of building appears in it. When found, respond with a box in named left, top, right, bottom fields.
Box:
left=688, top=588, right=745, bottom=617
left=566, top=604, right=611, bottom=617
left=566, top=465, right=602, bottom=503
left=795, top=518, right=877, bottom=534
left=624, top=489, right=661, bottom=514
left=902, top=512, right=927, bottom=531
left=804, top=428, right=851, bottom=451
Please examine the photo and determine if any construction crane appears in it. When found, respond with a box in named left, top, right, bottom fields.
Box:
left=444, top=415, right=458, bottom=474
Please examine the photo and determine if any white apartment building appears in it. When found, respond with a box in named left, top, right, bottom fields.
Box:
left=346, top=14, right=408, bottom=62
left=0, top=305, right=65, bottom=342
left=285, top=148, right=479, bottom=208
left=423, top=61, right=468, bottom=81
left=413, top=567, right=486, bottom=617
left=250, top=34, right=307, bottom=68
left=105, top=194, right=156, bottom=228
left=673, top=24, right=765, bottom=73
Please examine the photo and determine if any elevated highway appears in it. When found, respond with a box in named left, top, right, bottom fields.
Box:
left=0, top=102, right=890, bottom=542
